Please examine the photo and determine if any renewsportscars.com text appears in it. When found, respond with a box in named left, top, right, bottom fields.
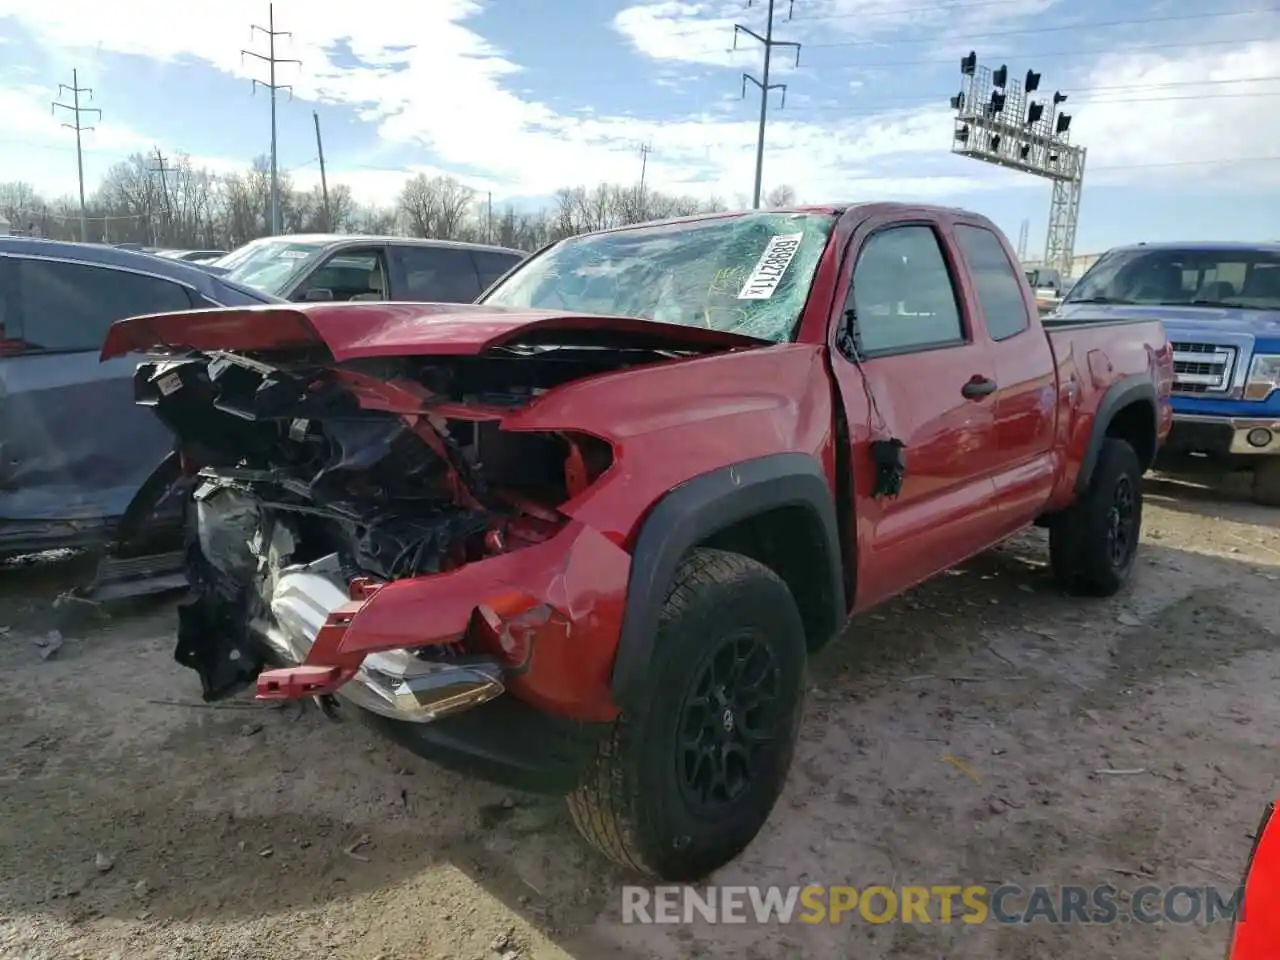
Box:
left=621, top=884, right=1243, bottom=925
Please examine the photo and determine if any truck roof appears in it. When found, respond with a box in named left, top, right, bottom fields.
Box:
left=582, top=202, right=996, bottom=237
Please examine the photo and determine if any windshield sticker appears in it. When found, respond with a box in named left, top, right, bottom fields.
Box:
left=278, top=249, right=312, bottom=259
left=737, top=233, right=804, bottom=300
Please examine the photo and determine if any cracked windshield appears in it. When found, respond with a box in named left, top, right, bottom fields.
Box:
left=482, top=211, right=835, bottom=342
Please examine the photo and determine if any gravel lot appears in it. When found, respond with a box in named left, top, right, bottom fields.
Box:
left=1, top=471, right=1277, bottom=960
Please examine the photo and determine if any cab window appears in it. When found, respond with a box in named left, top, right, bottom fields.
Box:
left=848, top=225, right=964, bottom=356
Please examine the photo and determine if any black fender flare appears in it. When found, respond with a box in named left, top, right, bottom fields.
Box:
left=609, top=452, right=845, bottom=710
left=1075, top=373, right=1157, bottom=496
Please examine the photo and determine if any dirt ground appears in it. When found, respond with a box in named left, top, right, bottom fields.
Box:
left=1, top=470, right=1278, bottom=960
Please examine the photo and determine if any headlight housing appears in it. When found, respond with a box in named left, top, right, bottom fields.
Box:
left=1244, top=353, right=1280, bottom=401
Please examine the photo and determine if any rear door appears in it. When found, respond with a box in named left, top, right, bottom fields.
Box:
left=827, top=216, right=1002, bottom=608
left=951, top=221, right=1059, bottom=531
left=0, top=254, right=193, bottom=528
left=387, top=244, right=485, bottom=302
left=473, top=249, right=524, bottom=294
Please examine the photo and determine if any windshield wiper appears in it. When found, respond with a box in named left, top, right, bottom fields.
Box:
left=1063, top=296, right=1136, bottom=305
left=1187, top=299, right=1246, bottom=309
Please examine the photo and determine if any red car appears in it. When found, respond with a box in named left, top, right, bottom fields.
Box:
left=103, top=202, right=1173, bottom=881
left=1228, top=801, right=1278, bottom=958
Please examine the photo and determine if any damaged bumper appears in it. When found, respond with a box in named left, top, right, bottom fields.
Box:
left=188, top=514, right=630, bottom=727
left=249, top=552, right=506, bottom=723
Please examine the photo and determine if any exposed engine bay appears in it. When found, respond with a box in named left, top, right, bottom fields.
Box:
left=136, top=344, right=634, bottom=713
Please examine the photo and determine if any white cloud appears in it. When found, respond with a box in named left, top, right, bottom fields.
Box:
left=0, top=0, right=1277, bottom=210
left=1068, top=38, right=1280, bottom=187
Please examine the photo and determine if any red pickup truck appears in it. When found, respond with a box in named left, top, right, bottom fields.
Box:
left=102, top=202, right=1173, bottom=881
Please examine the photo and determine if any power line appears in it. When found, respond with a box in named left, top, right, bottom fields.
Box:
left=798, top=35, right=1276, bottom=69
left=241, top=1, right=300, bottom=236
left=734, top=0, right=802, bottom=208
left=675, top=7, right=1274, bottom=50
left=802, top=7, right=1276, bottom=49
left=51, top=68, right=100, bottom=243
left=665, top=2, right=1274, bottom=36
left=794, top=88, right=1280, bottom=123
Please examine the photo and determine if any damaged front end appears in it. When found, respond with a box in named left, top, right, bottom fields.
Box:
left=139, top=343, right=631, bottom=727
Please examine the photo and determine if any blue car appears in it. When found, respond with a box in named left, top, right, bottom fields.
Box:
left=0, top=238, right=282, bottom=568
left=1053, top=241, right=1280, bottom=504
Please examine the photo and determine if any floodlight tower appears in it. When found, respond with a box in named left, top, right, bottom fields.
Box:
left=948, top=52, right=1086, bottom=277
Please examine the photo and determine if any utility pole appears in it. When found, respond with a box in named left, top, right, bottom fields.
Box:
left=312, top=110, right=330, bottom=231
left=486, top=191, right=493, bottom=243
left=150, top=148, right=172, bottom=246
left=637, top=142, right=651, bottom=218
left=242, top=3, right=299, bottom=236
left=51, top=69, right=101, bottom=243
left=733, top=0, right=800, bottom=209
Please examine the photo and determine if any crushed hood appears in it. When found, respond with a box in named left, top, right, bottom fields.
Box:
left=100, top=302, right=769, bottom=362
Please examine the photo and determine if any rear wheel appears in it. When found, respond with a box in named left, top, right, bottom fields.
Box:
left=1253, top=459, right=1280, bottom=507
left=1050, top=438, right=1144, bottom=597
left=567, top=548, right=807, bottom=881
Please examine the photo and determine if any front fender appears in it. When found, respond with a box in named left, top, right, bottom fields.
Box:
left=609, top=452, right=845, bottom=711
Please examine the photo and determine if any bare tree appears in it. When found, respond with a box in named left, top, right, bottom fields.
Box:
left=3, top=162, right=737, bottom=252
left=764, top=184, right=797, bottom=208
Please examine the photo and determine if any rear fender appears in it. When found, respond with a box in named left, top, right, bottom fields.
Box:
left=1075, top=374, right=1157, bottom=496
left=609, top=452, right=845, bottom=711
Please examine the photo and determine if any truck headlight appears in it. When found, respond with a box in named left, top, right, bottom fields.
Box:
left=1245, top=354, right=1280, bottom=401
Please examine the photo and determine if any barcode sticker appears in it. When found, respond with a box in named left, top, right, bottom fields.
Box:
left=737, top=233, right=804, bottom=300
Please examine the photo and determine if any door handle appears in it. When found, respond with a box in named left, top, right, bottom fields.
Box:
left=961, top=376, right=997, bottom=399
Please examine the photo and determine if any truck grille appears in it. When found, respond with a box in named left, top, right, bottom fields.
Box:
left=1170, top=341, right=1236, bottom=395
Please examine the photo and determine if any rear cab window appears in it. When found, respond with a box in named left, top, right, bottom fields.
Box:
left=11, top=257, right=194, bottom=353
left=955, top=224, right=1030, bottom=341
left=391, top=245, right=483, bottom=302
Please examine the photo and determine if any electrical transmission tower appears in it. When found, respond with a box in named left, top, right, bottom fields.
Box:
left=51, top=69, right=101, bottom=243
left=733, top=0, right=801, bottom=210
left=1016, top=218, right=1029, bottom=260
left=242, top=2, right=299, bottom=237
left=947, top=52, right=1086, bottom=278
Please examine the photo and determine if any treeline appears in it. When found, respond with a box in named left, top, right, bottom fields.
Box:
left=0, top=152, right=799, bottom=253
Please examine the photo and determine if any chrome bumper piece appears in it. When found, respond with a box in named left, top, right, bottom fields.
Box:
left=253, top=553, right=505, bottom=724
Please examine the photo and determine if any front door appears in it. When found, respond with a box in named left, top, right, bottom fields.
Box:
left=289, top=246, right=391, bottom=302
left=827, top=220, right=1002, bottom=609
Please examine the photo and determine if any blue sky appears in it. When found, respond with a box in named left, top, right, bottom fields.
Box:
left=0, top=0, right=1277, bottom=254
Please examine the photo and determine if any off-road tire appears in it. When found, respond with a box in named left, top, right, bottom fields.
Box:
left=1049, top=438, right=1144, bottom=597
left=567, top=548, right=807, bottom=881
left=1252, top=459, right=1280, bottom=507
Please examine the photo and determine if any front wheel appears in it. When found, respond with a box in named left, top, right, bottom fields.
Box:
left=1253, top=459, right=1280, bottom=507
left=1049, top=437, right=1144, bottom=597
left=567, top=548, right=808, bottom=881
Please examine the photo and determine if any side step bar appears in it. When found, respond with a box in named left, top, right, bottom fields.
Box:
left=78, top=549, right=188, bottom=603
